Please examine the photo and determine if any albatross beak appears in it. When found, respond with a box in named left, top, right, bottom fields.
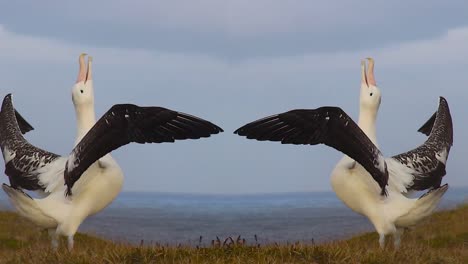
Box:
left=361, top=57, right=376, bottom=87
left=361, top=60, right=367, bottom=86
left=76, top=53, right=92, bottom=84
left=87, top=56, right=93, bottom=82
left=77, top=53, right=87, bottom=83
left=366, top=57, right=376, bottom=86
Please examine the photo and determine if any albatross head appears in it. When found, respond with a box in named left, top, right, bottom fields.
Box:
left=360, top=58, right=381, bottom=112
left=72, top=53, right=94, bottom=107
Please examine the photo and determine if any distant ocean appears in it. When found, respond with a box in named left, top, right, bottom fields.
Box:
left=0, top=187, right=466, bottom=246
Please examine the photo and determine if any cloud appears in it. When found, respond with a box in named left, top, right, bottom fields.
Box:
left=0, top=24, right=226, bottom=71
left=374, top=27, right=468, bottom=67
left=2, top=24, right=468, bottom=71
left=231, top=26, right=468, bottom=82
left=0, top=25, right=74, bottom=63
left=1, top=1, right=467, bottom=57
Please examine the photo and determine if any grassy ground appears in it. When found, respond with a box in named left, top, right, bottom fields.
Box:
left=0, top=205, right=466, bottom=264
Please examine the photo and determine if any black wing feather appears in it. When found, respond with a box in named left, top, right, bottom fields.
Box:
left=235, top=107, right=388, bottom=195
left=64, top=104, right=223, bottom=195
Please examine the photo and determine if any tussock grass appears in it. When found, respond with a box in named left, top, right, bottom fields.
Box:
left=0, top=204, right=466, bottom=263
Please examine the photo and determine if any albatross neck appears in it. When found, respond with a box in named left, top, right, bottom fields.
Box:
left=74, top=102, right=96, bottom=147
left=357, top=106, right=379, bottom=146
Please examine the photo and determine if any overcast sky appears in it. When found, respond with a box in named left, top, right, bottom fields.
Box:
left=0, top=1, right=467, bottom=193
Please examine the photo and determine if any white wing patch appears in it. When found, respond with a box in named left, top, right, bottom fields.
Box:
left=376, top=150, right=386, bottom=173
left=2, top=147, right=16, bottom=163
left=435, top=148, right=448, bottom=164
left=67, top=152, right=77, bottom=172
left=36, top=157, right=67, bottom=193
left=386, top=158, right=415, bottom=194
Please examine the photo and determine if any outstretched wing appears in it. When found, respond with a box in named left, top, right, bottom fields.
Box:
left=64, top=104, right=223, bottom=195
left=234, top=106, right=388, bottom=195
left=390, top=97, right=453, bottom=191
left=1, top=94, right=61, bottom=191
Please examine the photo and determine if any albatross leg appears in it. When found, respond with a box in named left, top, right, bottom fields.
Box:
left=48, top=229, right=59, bottom=250
left=67, top=235, right=74, bottom=251
left=379, top=233, right=385, bottom=249
left=394, top=228, right=404, bottom=249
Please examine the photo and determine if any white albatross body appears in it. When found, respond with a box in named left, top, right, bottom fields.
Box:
left=1, top=54, right=223, bottom=250
left=235, top=58, right=452, bottom=248
left=330, top=59, right=450, bottom=247
left=2, top=55, right=123, bottom=249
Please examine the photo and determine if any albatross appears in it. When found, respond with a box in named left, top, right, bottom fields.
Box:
left=1, top=54, right=223, bottom=250
left=234, top=58, right=453, bottom=248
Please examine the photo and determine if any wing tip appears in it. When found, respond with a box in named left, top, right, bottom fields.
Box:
left=198, top=122, right=224, bottom=137
left=419, top=183, right=449, bottom=199
left=175, top=112, right=223, bottom=136
left=439, top=96, right=447, bottom=104
left=2, top=183, right=33, bottom=200
left=380, top=187, right=388, bottom=196
left=233, top=127, right=245, bottom=136
left=212, top=125, right=224, bottom=134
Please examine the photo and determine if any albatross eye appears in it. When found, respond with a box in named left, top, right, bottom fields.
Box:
left=80, top=90, right=84, bottom=93
left=370, top=93, right=373, bottom=96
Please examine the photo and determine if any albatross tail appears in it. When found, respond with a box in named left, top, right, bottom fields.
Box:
left=395, top=184, right=448, bottom=228
left=2, top=184, right=57, bottom=228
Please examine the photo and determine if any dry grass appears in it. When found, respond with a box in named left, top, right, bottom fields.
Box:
left=0, top=204, right=466, bottom=264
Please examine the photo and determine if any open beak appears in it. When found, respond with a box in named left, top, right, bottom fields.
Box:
left=76, top=53, right=93, bottom=84
left=361, top=57, right=376, bottom=87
